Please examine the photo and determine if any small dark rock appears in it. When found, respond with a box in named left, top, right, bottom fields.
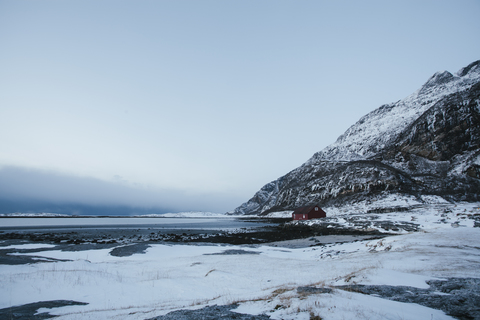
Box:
left=205, top=249, right=260, bottom=256
left=297, top=286, right=332, bottom=294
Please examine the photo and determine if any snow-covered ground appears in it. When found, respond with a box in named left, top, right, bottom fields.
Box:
left=1, top=202, right=479, bottom=319
left=263, top=194, right=468, bottom=218
left=0, top=212, right=71, bottom=217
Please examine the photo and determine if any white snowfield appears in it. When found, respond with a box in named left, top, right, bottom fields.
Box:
left=1, top=202, right=479, bottom=320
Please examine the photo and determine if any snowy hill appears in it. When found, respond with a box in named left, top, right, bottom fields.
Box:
left=231, top=60, right=480, bottom=215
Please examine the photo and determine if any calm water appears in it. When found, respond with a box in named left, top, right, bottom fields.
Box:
left=0, top=217, right=273, bottom=231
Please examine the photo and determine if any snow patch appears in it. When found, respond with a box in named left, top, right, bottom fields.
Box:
left=1, top=243, right=57, bottom=250
left=0, top=212, right=70, bottom=217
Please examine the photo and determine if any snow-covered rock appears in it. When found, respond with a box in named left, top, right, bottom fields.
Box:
left=231, top=60, right=480, bottom=215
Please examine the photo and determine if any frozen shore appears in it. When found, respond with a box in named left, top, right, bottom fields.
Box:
left=0, top=202, right=479, bottom=319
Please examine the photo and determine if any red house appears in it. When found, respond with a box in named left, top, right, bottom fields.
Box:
left=292, top=205, right=326, bottom=220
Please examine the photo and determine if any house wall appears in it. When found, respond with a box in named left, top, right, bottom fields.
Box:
left=292, top=207, right=326, bottom=220
left=308, top=210, right=326, bottom=219
left=293, top=213, right=309, bottom=220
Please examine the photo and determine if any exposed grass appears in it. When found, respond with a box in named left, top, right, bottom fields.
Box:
left=204, top=269, right=216, bottom=277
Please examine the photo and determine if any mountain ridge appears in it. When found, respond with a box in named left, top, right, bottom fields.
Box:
left=230, top=60, right=480, bottom=215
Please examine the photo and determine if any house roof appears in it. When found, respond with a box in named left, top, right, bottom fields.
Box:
left=292, top=205, right=321, bottom=215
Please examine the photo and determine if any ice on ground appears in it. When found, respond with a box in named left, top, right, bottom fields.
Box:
left=1, top=202, right=479, bottom=319
left=0, top=243, right=57, bottom=250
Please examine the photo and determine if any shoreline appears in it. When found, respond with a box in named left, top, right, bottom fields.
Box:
left=1, top=206, right=479, bottom=320
left=0, top=217, right=392, bottom=265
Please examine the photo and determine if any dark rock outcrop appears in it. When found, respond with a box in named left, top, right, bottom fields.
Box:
left=0, top=300, right=88, bottom=320
left=147, top=304, right=271, bottom=320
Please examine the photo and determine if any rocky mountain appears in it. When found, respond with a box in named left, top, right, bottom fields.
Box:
left=231, top=60, right=480, bottom=215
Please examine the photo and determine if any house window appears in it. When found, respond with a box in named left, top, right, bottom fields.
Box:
left=315, top=207, right=318, bottom=211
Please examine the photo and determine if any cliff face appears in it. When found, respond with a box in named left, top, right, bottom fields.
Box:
left=231, top=60, right=480, bottom=215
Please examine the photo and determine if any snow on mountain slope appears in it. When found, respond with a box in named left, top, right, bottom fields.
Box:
left=231, top=60, right=480, bottom=215
left=311, top=61, right=480, bottom=162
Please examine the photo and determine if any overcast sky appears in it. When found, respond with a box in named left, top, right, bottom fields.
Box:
left=1, top=1, right=479, bottom=214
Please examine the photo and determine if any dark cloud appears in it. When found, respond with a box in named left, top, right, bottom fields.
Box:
left=0, top=199, right=164, bottom=216
left=0, top=166, right=239, bottom=215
